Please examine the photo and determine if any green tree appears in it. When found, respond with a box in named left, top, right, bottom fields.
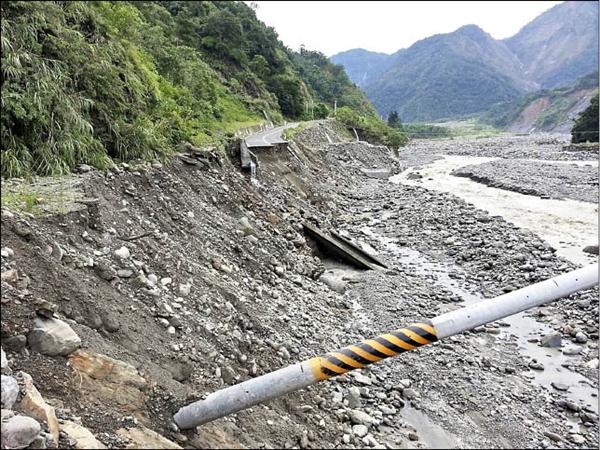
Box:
left=268, top=74, right=306, bottom=118
left=571, top=94, right=599, bottom=143
left=313, top=102, right=330, bottom=119
left=387, top=110, right=400, bottom=128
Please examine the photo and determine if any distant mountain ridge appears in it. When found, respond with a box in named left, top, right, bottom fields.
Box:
left=330, top=1, right=599, bottom=122
left=329, top=49, right=392, bottom=88
left=504, top=1, right=599, bottom=88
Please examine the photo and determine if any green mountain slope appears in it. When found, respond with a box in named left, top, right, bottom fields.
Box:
left=330, top=49, right=392, bottom=88
left=331, top=1, right=598, bottom=122
left=1, top=1, right=376, bottom=177
left=363, top=26, right=524, bottom=122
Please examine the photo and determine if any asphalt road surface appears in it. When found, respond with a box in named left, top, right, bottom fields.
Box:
left=245, top=123, right=298, bottom=147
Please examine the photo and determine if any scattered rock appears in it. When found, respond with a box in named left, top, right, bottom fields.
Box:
left=569, top=434, right=586, bottom=444
left=352, top=424, right=368, bottom=438
left=94, top=261, right=116, bottom=281
left=168, top=362, right=193, bottom=383
left=101, top=313, right=120, bottom=332
left=34, top=300, right=58, bottom=319
left=75, top=164, right=92, bottom=173
left=117, top=269, right=134, bottom=278
left=1, top=415, right=41, bottom=449
left=586, top=358, right=599, bottom=370
left=220, top=366, right=237, bottom=385
left=238, top=217, right=257, bottom=236
left=574, top=332, right=588, bottom=344
left=1, top=269, right=18, bottom=284
left=402, top=388, right=419, bottom=400
left=562, top=345, right=583, bottom=356
left=543, top=431, right=562, bottom=442
left=16, top=372, right=60, bottom=446
left=551, top=382, right=568, bottom=391
left=60, top=420, right=107, bottom=449
left=540, top=332, right=561, bottom=348
left=352, top=372, right=372, bottom=386
left=345, top=386, right=361, bottom=408
left=114, top=246, right=131, bottom=259
left=116, top=426, right=182, bottom=449
left=349, top=409, right=374, bottom=426
left=178, top=283, right=191, bottom=297
left=1, top=347, right=7, bottom=372
left=2, top=336, right=27, bottom=352
left=582, top=245, right=599, bottom=255
left=1, top=375, right=19, bottom=409
left=528, top=360, right=544, bottom=371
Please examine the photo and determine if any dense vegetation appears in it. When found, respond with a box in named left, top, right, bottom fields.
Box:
left=571, top=93, right=599, bottom=143
left=401, top=123, right=452, bottom=139
left=335, top=107, right=406, bottom=147
left=1, top=1, right=385, bottom=178
left=481, top=72, right=599, bottom=130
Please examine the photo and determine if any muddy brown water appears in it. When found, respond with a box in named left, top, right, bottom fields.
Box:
left=390, top=155, right=598, bottom=267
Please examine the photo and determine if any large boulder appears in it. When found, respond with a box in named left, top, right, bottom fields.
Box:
left=1, top=347, right=7, bottom=372
left=28, top=317, right=81, bottom=356
left=1, top=415, right=41, bottom=449
left=117, top=426, right=181, bottom=449
left=61, top=420, right=106, bottom=449
left=1, top=375, right=19, bottom=409
left=68, top=350, right=148, bottom=412
left=15, top=372, right=59, bottom=446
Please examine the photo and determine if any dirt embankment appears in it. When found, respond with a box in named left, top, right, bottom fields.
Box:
left=1, top=122, right=598, bottom=449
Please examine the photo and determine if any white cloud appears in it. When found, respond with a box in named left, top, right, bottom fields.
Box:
left=251, top=1, right=563, bottom=56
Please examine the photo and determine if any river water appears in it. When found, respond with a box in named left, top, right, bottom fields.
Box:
left=389, top=155, right=598, bottom=267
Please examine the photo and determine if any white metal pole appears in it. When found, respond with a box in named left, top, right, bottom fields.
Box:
left=173, top=263, right=598, bottom=429
left=432, top=262, right=599, bottom=338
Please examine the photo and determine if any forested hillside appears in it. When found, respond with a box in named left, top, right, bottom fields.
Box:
left=362, top=25, right=524, bottom=122
left=330, top=48, right=392, bottom=88
left=0, top=1, right=377, bottom=177
left=571, top=93, right=599, bottom=143
left=481, top=72, right=599, bottom=132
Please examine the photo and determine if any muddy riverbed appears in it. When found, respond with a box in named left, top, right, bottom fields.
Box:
left=326, top=133, right=598, bottom=448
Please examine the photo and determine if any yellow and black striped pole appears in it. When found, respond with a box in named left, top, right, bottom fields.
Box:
left=174, top=263, right=597, bottom=429
left=309, top=321, right=436, bottom=380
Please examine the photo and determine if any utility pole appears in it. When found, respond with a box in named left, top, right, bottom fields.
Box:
left=173, top=263, right=598, bottom=429
left=334, top=99, right=337, bottom=115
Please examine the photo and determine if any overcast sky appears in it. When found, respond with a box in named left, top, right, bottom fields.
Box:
left=251, top=1, right=563, bottom=56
